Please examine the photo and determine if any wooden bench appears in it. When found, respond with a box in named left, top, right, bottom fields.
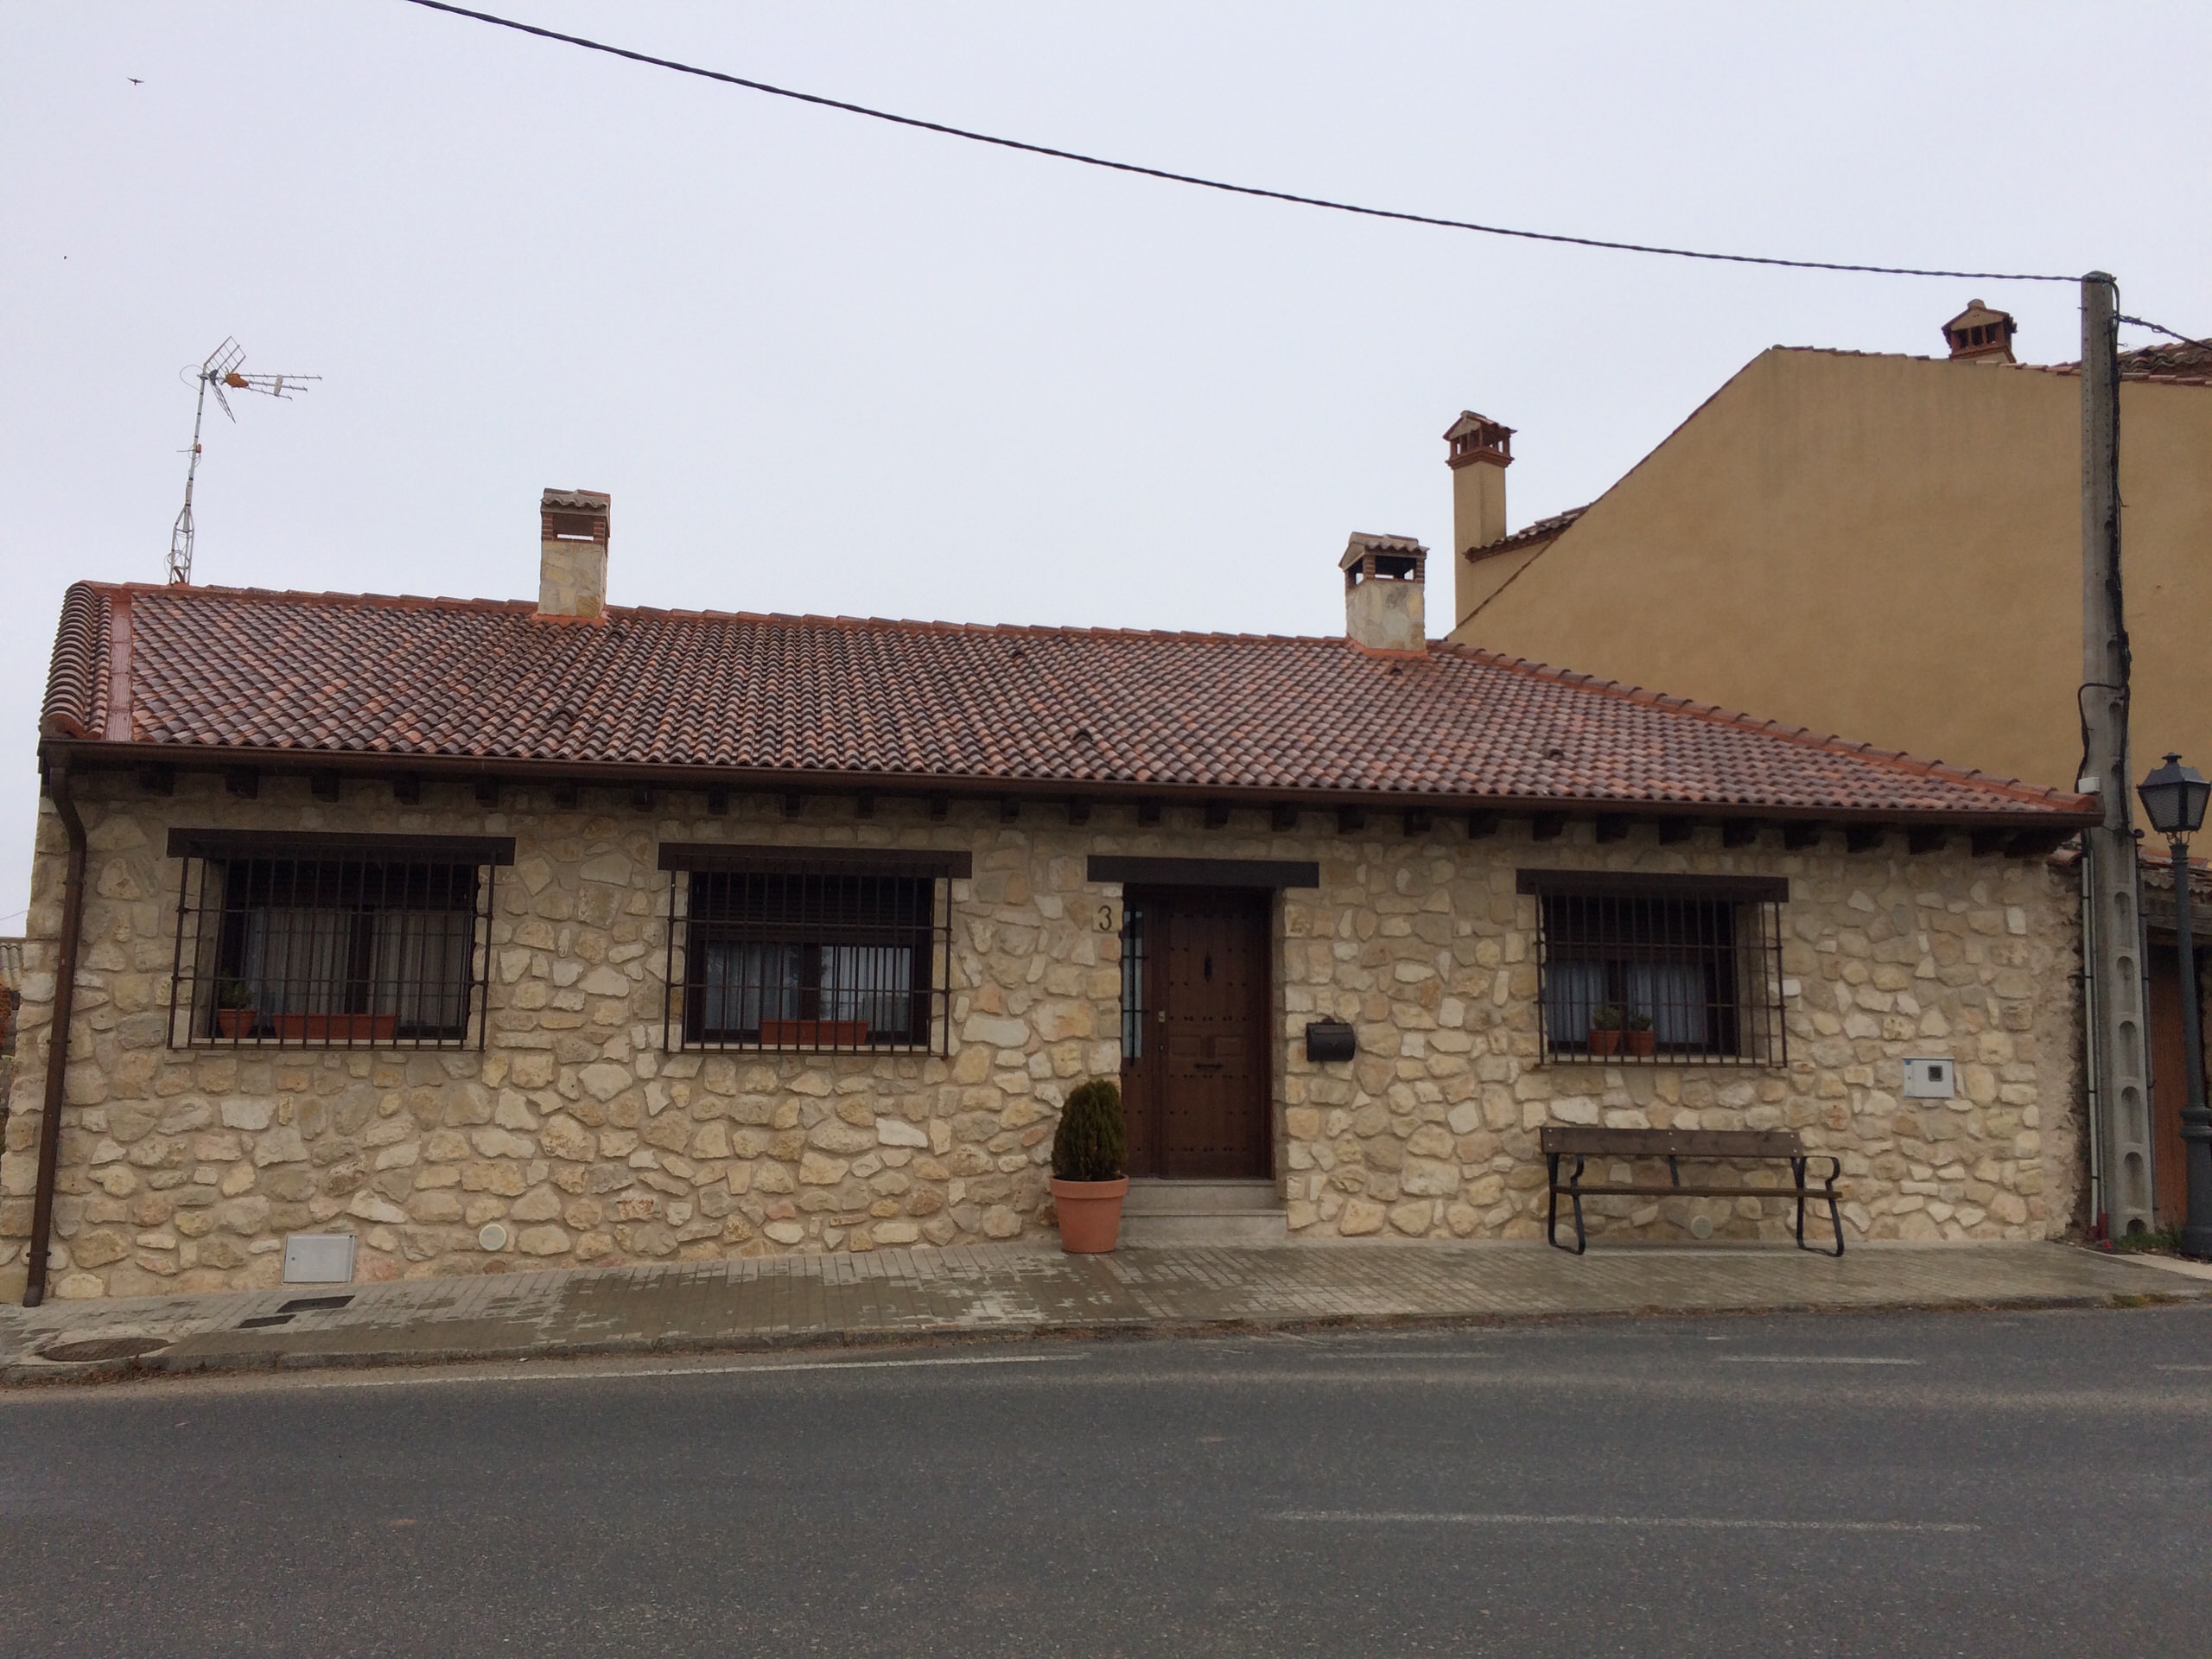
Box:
left=1541, top=1127, right=1844, bottom=1257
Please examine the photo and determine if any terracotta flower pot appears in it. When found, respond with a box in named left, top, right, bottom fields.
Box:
left=215, top=1007, right=257, bottom=1039
left=1051, top=1176, right=1129, bottom=1254
left=1588, top=1028, right=1624, bottom=1058
left=1624, top=1028, right=1657, bottom=1058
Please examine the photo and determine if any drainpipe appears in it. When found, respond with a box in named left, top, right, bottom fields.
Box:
left=22, top=764, right=88, bottom=1307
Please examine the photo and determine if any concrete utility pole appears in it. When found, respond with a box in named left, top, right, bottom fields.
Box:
left=2079, top=271, right=2154, bottom=1237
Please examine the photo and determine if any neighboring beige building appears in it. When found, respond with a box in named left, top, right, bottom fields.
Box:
left=1446, top=319, right=2212, bottom=794
left=3, top=498, right=2093, bottom=1300
left=1444, top=315, right=2212, bottom=1237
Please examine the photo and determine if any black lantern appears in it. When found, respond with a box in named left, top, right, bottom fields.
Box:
left=2137, top=753, right=2210, bottom=840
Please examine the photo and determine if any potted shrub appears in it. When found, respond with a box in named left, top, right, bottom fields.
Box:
left=1624, top=1013, right=1657, bottom=1058
left=1588, top=1003, right=1625, bottom=1058
left=1049, top=1078, right=1128, bottom=1254
left=214, top=977, right=257, bottom=1039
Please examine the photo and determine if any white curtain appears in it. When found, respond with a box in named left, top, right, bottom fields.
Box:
left=703, top=942, right=801, bottom=1033
left=1624, top=961, right=1708, bottom=1048
left=240, top=908, right=354, bottom=1014
left=373, top=909, right=475, bottom=1032
left=822, top=944, right=912, bottom=1031
left=1543, top=959, right=1608, bottom=1045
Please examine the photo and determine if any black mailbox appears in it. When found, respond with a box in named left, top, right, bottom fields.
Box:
left=1305, top=1020, right=1356, bottom=1063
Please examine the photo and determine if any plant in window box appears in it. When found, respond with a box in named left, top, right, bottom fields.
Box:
left=214, top=977, right=258, bottom=1039
left=1049, top=1078, right=1128, bottom=1254
left=1624, top=1013, right=1657, bottom=1058
left=1588, top=1003, right=1625, bottom=1058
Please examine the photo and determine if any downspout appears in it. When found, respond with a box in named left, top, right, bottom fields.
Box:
left=22, top=763, right=88, bottom=1307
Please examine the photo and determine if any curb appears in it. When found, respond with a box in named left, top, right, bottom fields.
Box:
left=3, top=1286, right=2196, bottom=1391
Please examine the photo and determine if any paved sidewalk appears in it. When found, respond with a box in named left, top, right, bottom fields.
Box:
left=2, top=1240, right=2201, bottom=1386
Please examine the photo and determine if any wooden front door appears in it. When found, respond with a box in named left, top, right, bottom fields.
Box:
left=2148, top=944, right=2209, bottom=1227
left=1120, top=888, right=1272, bottom=1179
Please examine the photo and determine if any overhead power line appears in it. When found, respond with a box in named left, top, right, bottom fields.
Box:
left=2119, top=315, right=2212, bottom=351
left=403, top=0, right=2077, bottom=285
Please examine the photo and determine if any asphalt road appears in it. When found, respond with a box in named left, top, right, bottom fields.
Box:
left=2, top=1305, right=2208, bottom=1656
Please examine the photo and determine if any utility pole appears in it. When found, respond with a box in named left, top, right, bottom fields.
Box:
left=2079, top=271, right=2154, bottom=1238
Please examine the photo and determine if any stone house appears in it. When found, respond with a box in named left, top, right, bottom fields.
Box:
left=2, top=492, right=2095, bottom=1301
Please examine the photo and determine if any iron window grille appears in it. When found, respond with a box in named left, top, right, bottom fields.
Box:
left=1120, top=900, right=1147, bottom=1062
left=660, top=845, right=969, bottom=1054
left=168, top=830, right=512, bottom=1050
left=1519, top=871, right=1789, bottom=1067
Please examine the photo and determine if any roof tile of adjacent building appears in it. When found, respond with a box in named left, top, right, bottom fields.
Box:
left=39, top=581, right=2094, bottom=822
left=1465, top=507, right=1589, bottom=561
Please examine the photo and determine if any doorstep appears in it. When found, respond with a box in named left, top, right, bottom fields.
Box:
left=1116, top=1179, right=1287, bottom=1247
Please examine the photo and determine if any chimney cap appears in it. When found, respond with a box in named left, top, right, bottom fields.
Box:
left=1942, top=300, right=2017, bottom=360
left=541, top=487, right=610, bottom=544
left=542, top=487, right=610, bottom=512
left=1340, top=531, right=1427, bottom=574
left=1443, top=410, right=1513, bottom=467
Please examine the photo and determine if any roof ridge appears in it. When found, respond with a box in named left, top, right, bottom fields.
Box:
left=1432, top=639, right=2089, bottom=810
left=111, top=580, right=1344, bottom=647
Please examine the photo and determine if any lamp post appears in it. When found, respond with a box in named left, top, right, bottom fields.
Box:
left=2138, top=753, right=2212, bottom=1256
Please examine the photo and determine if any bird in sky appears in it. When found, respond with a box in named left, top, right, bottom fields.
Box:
left=128, top=77, right=143, bottom=86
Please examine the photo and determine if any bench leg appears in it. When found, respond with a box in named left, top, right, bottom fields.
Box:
left=1545, top=1154, right=1589, bottom=1255
left=1792, top=1157, right=1846, bottom=1256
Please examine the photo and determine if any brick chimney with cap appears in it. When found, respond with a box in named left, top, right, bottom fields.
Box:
left=1340, top=531, right=1427, bottom=655
left=1942, top=299, right=2017, bottom=365
left=537, top=488, right=610, bottom=620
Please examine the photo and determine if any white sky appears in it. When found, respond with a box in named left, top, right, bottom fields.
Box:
left=3, top=1, right=2208, bottom=929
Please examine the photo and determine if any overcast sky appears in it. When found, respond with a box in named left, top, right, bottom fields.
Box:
left=3, top=1, right=2207, bottom=928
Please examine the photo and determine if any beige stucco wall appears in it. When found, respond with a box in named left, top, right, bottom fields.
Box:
left=1451, top=351, right=2212, bottom=792
left=1, top=772, right=2081, bottom=1299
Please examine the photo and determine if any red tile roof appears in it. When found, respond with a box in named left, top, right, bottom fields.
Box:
left=40, top=582, right=2093, bottom=823
left=1466, top=507, right=1588, bottom=561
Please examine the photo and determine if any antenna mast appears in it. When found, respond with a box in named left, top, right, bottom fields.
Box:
left=168, top=339, right=318, bottom=585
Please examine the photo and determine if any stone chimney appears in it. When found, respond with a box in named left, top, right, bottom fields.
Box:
left=1340, top=532, right=1427, bottom=655
left=1942, top=299, right=2017, bottom=365
left=537, top=488, right=610, bottom=620
left=1444, top=410, right=1512, bottom=558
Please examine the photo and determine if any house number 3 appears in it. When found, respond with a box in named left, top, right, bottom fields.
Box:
left=1096, top=905, right=1116, bottom=931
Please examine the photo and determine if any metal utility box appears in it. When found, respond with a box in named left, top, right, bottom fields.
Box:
left=283, top=1233, right=357, bottom=1285
left=1902, top=1058, right=1956, bottom=1100
left=1305, top=1020, right=1356, bottom=1063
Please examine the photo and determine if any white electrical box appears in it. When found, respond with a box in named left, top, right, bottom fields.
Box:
left=283, top=1233, right=357, bottom=1285
left=1902, top=1058, right=1956, bottom=1100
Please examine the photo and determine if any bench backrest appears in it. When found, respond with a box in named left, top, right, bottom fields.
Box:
left=1539, top=1126, right=1805, bottom=1159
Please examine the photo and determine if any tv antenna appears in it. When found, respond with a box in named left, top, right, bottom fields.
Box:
left=168, top=338, right=318, bottom=585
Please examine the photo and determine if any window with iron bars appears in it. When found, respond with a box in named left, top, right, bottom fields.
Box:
left=168, top=830, right=512, bottom=1050
left=1519, top=871, right=1789, bottom=1066
left=660, top=846, right=969, bottom=1054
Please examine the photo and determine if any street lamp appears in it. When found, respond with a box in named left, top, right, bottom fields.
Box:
left=2138, top=753, right=2212, bottom=1256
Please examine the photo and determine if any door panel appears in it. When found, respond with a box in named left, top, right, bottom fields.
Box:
left=1121, top=888, right=1271, bottom=1179
left=2149, top=947, right=2202, bottom=1227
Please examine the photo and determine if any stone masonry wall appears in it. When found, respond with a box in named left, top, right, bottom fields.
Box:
left=0, top=770, right=2081, bottom=1299
left=1276, top=833, right=2081, bottom=1245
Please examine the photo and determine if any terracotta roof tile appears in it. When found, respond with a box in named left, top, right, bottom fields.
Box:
left=1466, top=507, right=1588, bottom=561
left=40, top=581, right=2091, bottom=821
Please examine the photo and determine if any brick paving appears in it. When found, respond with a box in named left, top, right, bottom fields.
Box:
left=2, top=1241, right=2201, bottom=1386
